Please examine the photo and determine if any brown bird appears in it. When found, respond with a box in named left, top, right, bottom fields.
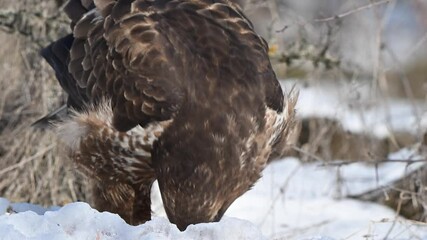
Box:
left=37, top=0, right=297, bottom=231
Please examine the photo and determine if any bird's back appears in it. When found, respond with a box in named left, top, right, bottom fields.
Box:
left=41, top=0, right=283, bottom=127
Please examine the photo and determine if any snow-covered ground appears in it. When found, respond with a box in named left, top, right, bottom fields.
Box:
left=227, top=154, right=427, bottom=239
left=1, top=150, right=427, bottom=239
left=1, top=83, right=427, bottom=239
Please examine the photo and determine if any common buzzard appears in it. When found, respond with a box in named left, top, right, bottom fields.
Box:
left=37, top=0, right=297, bottom=230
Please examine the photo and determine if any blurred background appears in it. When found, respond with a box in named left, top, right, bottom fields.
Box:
left=0, top=0, right=426, bottom=231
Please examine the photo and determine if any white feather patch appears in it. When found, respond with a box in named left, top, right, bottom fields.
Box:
left=57, top=120, right=89, bottom=151
left=265, top=87, right=299, bottom=151
left=56, top=100, right=171, bottom=154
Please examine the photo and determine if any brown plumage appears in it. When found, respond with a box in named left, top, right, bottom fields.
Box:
left=38, top=0, right=297, bottom=230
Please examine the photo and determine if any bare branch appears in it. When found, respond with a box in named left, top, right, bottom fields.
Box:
left=320, top=159, right=427, bottom=167
left=314, top=0, right=394, bottom=23
left=351, top=164, right=427, bottom=221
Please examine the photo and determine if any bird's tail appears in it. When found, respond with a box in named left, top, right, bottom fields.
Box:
left=32, top=104, right=68, bottom=129
left=34, top=34, right=85, bottom=129
left=35, top=2, right=93, bottom=128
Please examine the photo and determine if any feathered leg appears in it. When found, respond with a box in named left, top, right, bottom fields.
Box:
left=91, top=181, right=135, bottom=223
left=131, top=180, right=155, bottom=225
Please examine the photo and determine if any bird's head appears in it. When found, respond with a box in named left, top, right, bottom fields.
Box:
left=152, top=99, right=267, bottom=231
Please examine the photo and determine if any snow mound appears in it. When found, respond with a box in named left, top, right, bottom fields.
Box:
left=0, top=201, right=265, bottom=240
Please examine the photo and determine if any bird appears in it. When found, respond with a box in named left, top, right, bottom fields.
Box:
left=37, top=0, right=297, bottom=231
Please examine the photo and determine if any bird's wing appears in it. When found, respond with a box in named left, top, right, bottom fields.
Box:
left=41, top=0, right=283, bottom=131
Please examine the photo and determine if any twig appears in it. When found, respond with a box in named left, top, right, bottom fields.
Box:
left=382, top=196, right=402, bottom=240
left=0, top=144, right=55, bottom=176
left=275, top=25, right=288, bottom=33
left=68, top=178, right=78, bottom=202
left=291, top=145, right=326, bottom=162
left=259, top=164, right=301, bottom=227
left=274, top=220, right=331, bottom=239
left=384, top=45, right=422, bottom=130
left=404, top=30, right=427, bottom=60
left=314, top=0, right=394, bottom=23
left=320, top=159, right=427, bottom=167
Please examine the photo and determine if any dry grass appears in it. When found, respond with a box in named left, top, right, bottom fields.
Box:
left=0, top=0, right=92, bottom=206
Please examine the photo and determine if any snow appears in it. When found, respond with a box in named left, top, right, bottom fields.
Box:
left=226, top=157, right=427, bottom=239
left=0, top=201, right=266, bottom=240
left=2, top=153, right=427, bottom=239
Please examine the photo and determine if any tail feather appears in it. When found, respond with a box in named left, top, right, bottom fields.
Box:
left=36, top=1, right=97, bottom=129
left=42, top=34, right=92, bottom=107
left=36, top=33, right=89, bottom=128
left=32, top=105, right=68, bottom=129
left=41, top=34, right=76, bottom=100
